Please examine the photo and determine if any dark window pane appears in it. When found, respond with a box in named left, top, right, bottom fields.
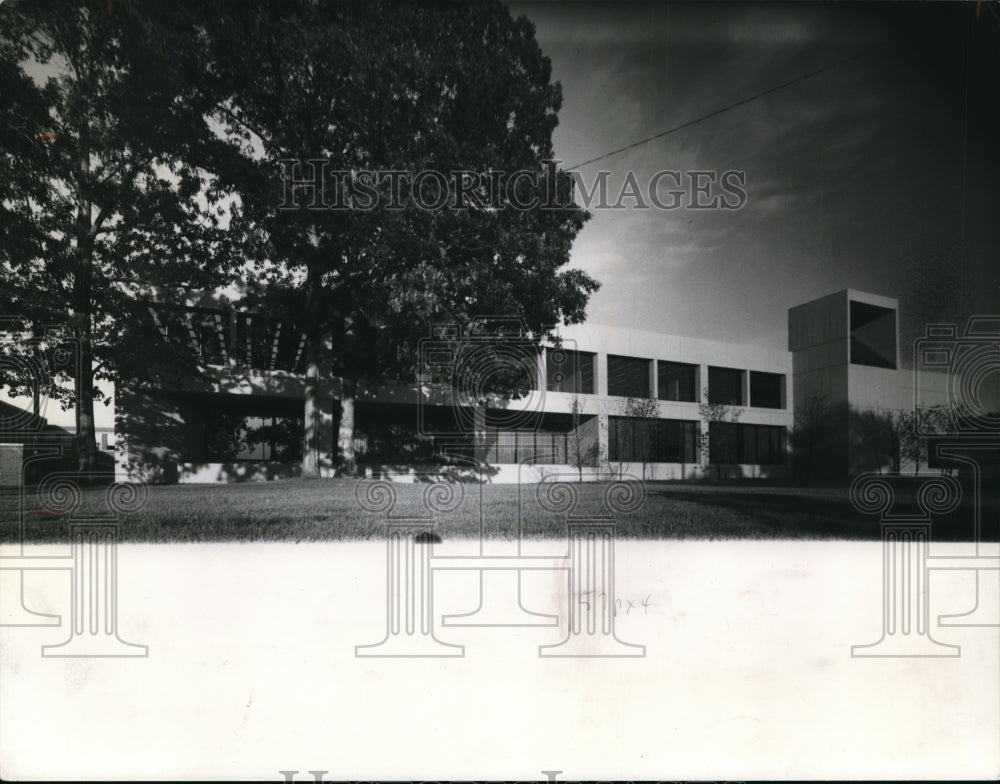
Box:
left=609, top=417, right=699, bottom=463
left=684, top=421, right=698, bottom=463
left=204, top=402, right=304, bottom=462
left=739, top=424, right=786, bottom=464
left=608, top=355, right=651, bottom=398
left=608, top=416, right=629, bottom=462
left=709, top=423, right=786, bottom=465
left=850, top=301, right=897, bottom=369
left=658, top=361, right=698, bottom=402
left=708, top=366, right=744, bottom=405
left=708, top=421, right=740, bottom=464
left=749, top=371, right=784, bottom=409
left=658, top=420, right=681, bottom=462
left=656, top=420, right=678, bottom=462
left=546, top=348, right=595, bottom=394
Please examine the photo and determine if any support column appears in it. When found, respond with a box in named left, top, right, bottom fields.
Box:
left=537, top=346, right=547, bottom=395
left=42, top=521, right=148, bottom=657
left=540, top=520, right=644, bottom=657
left=597, top=412, right=610, bottom=469
left=596, top=352, right=608, bottom=397
left=356, top=522, right=463, bottom=657
left=473, top=405, right=488, bottom=466
left=318, top=393, right=336, bottom=477
left=698, top=365, right=710, bottom=476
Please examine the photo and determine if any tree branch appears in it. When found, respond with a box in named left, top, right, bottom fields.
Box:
left=96, top=156, right=133, bottom=187
left=88, top=201, right=116, bottom=240
left=211, top=102, right=272, bottom=151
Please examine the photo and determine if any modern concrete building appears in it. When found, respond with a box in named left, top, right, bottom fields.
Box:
left=110, top=312, right=793, bottom=483
left=2, top=288, right=971, bottom=484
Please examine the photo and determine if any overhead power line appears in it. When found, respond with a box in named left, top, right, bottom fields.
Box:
left=567, top=37, right=900, bottom=170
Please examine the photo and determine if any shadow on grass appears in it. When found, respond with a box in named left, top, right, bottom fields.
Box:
left=646, top=481, right=993, bottom=542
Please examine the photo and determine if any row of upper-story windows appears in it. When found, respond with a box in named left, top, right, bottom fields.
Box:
left=145, top=304, right=787, bottom=410
left=145, top=304, right=789, bottom=410
left=541, top=348, right=786, bottom=409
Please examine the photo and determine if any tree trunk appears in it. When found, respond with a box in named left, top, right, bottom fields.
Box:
left=336, top=377, right=357, bottom=475
left=301, top=290, right=322, bottom=479
left=74, top=234, right=98, bottom=473
left=75, top=330, right=99, bottom=473
left=73, top=116, right=99, bottom=474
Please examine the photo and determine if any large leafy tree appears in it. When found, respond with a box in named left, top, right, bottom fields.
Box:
left=200, top=0, right=597, bottom=476
left=0, top=0, right=238, bottom=470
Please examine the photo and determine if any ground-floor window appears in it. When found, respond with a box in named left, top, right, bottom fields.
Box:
left=352, top=403, right=577, bottom=465
left=204, top=398, right=304, bottom=461
left=352, top=428, right=571, bottom=465
left=709, top=422, right=786, bottom=465
left=608, top=417, right=700, bottom=463
left=484, top=430, right=568, bottom=464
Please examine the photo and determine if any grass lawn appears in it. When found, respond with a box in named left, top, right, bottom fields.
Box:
left=1, top=477, right=988, bottom=543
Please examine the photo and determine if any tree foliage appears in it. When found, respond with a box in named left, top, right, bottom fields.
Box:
left=0, top=0, right=240, bottom=469
left=194, top=0, right=597, bottom=476
left=2, top=0, right=598, bottom=479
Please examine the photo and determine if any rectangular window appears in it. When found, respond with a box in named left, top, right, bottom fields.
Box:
left=739, top=424, right=787, bottom=464
left=490, top=431, right=517, bottom=464
left=205, top=412, right=304, bottom=461
left=708, top=366, right=744, bottom=405
left=608, top=417, right=626, bottom=462
left=708, top=422, right=786, bottom=465
left=607, top=355, right=651, bottom=398
left=708, top=421, right=740, bottom=465
left=749, top=371, right=784, bottom=409
left=483, top=430, right=568, bottom=464
left=657, top=361, right=698, bottom=402
left=850, top=301, right=897, bottom=369
left=608, top=417, right=699, bottom=463
left=654, top=419, right=699, bottom=462
left=546, top=348, right=595, bottom=394
left=536, top=431, right=568, bottom=464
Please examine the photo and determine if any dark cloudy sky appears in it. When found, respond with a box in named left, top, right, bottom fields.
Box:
left=509, top=1, right=1000, bottom=365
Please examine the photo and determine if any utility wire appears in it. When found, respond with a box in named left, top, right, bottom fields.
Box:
left=567, top=37, right=901, bottom=170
